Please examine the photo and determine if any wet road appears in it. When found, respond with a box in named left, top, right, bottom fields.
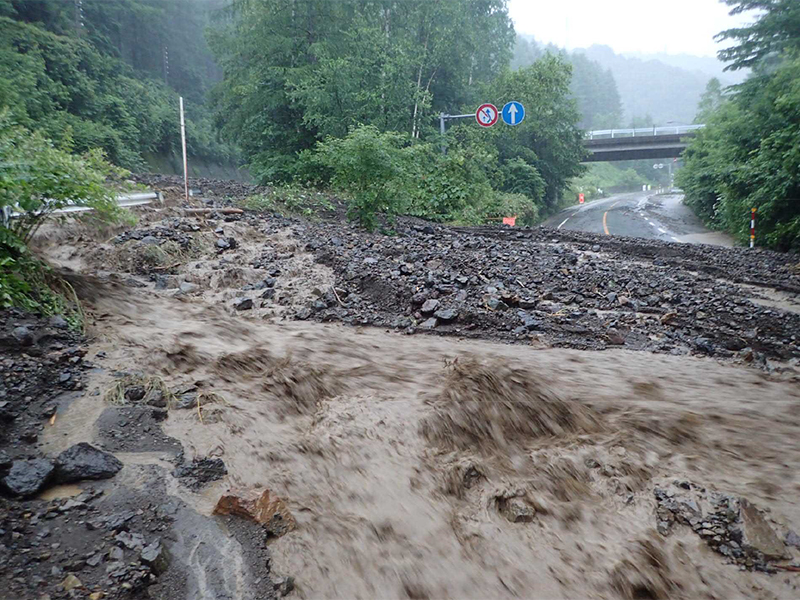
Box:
left=543, top=191, right=733, bottom=246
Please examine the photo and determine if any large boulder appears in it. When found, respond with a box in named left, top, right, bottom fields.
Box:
left=55, top=442, right=123, bottom=483
left=2, top=458, right=56, bottom=497
left=214, top=488, right=296, bottom=538
left=739, top=499, right=788, bottom=560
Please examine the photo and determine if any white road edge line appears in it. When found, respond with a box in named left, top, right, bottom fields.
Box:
left=658, top=228, right=667, bottom=234
left=671, top=236, right=681, bottom=242
left=557, top=218, right=569, bottom=230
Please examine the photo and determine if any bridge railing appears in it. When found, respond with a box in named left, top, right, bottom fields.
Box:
left=585, top=124, right=705, bottom=140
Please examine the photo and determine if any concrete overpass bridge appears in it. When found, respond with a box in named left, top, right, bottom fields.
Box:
left=582, top=125, right=704, bottom=162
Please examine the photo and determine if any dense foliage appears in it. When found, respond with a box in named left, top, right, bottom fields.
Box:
left=0, top=111, right=130, bottom=319
left=210, top=0, right=585, bottom=225
left=677, top=0, right=800, bottom=250
left=0, top=0, right=233, bottom=170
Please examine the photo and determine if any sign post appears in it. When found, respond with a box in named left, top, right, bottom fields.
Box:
left=578, top=193, right=585, bottom=204
left=179, top=97, right=188, bottom=202
left=750, top=208, right=757, bottom=249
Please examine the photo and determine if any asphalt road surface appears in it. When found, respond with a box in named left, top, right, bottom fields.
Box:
left=543, top=191, right=733, bottom=246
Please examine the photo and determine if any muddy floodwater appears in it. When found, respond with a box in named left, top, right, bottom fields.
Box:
left=4, top=180, right=798, bottom=600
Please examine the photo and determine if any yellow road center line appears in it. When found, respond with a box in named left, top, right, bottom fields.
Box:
left=603, top=200, right=620, bottom=236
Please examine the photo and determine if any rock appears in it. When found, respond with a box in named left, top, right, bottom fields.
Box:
left=89, top=593, right=104, bottom=600
left=48, top=315, right=69, bottom=329
left=420, top=299, right=440, bottom=315
left=522, top=316, right=542, bottom=331
left=617, top=295, right=630, bottom=307
left=487, top=297, right=508, bottom=311
left=179, top=282, right=199, bottom=294
left=740, top=499, right=788, bottom=560
left=264, top=277, right=277, bottom=288
left=233, top=297, right=253, bottom=311
left=108, top=546, right=124, bottom=561
left=2, top=459, right=55, bottom=497
left=144, top=388, right=166, bottom=408
left=215, top=238, right=230, bottom=250
left=11, top=326, right=34, bottom=347
left=592, top=244, right=601, bottom=252
left=411, top=292, right=428, bottom=305
left=419, top=318, right=438, bottom=330
left=693, top=337, right=715, bottom=355
left=124, top=385, right=146, bottom=402
left=173, top=458, right=227, bottom=490
left=140, top=540, right=170, bottom=575
left=60, top=574, right=82, bottom=591
left=518, top=298, right=536, bottom=309
left=295, top=307, right=312, bottom=320
left=433, top=308, right=458, bottom=323
left=115, top=531, right=145, bottom=550
left=55, top=443, right=123, bottom=483
left=154, top=275, right=178, bottom=290
left=0, top=450, right=11, bottom=472
left=498, top=497, right=535, bottom=523
left=273, top=576, right=295, bottom=597
left=363, top=257, right=378, bottom=265
left=606, top=292, right=617, bottom=304
left=785, top=530, right=800, bottom=548
left=213, top=488, right=296, bottom=538
left=140, top=235, right=160, bottom=246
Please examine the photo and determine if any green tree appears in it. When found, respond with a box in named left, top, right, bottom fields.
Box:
left=696, top=78, right=726, bottom=122
left=717, top=0, right=800, bottom=71
left=208, top=0, right=514, bottom=183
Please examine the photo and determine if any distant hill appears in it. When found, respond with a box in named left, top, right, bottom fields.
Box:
left=623, top=51, right=747, bottom=85
left=574, top=45, right=713, bottom=126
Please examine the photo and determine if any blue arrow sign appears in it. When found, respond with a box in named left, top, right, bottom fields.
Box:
left=502, top=101, right=525, bottom=126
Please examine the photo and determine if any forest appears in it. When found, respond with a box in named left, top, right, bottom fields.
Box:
left=677, top=0, right=800, bottom=250
left=1, top=0, right=796, bottom=246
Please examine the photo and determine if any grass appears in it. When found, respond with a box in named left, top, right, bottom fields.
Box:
left=104, top=374, right=176, bottom=406
left=237, top=185, right=336, bottom=218
left=1, top=252, right=84, bottom=330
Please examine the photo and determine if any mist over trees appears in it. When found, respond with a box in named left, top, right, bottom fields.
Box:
left=0, top=0, right=232, bottom=169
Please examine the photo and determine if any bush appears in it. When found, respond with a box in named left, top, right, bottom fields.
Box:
left=314, top=126, right=410, bottom=229
left=1, top=112, right=132, bottom=321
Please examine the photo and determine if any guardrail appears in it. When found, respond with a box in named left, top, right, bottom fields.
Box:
left=1, top=192, right=162, bottom=226
left=585, top=124, right=705, bottom=140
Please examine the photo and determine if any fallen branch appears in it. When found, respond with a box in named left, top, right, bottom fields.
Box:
left=775, top=565, right=800, bottom=572
left=331, top=286, right=343, bottom=306
left=152, top=262, right=182, bottom=271
left=183, top=208, right=243, bottom=215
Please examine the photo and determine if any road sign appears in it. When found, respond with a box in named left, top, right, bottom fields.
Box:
left=501, top=101, right=525, bottom=126
left=578, top=193, right=585, bottom=204
left=476, top=103, right=499, bottom=128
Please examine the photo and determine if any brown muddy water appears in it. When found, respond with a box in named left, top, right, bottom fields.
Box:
left=43, top=282, right=800, bottom=600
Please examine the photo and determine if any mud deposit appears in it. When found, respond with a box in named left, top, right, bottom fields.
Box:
left=3, top=178, right=800, bottom=599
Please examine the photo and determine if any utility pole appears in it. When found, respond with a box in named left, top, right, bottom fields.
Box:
left=163, top=46, right=170, bottom=86
left=438, top=112, right=474, bottom=154
left=73, top=0, right=84, bottom=35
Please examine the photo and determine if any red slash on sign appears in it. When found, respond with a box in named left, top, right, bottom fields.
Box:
left=476, top=103, right=499, bottom=128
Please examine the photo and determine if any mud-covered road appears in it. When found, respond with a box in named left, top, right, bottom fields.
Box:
left=2, top=176, right=800, bottom=600
left=545, top=191, right=734, bottom=246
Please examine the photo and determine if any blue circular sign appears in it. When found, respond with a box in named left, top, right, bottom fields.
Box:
left=502, top=101, right=525, bottom=126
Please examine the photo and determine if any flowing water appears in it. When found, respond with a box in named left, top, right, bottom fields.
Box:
left=44, top=279, right=800, bottom=599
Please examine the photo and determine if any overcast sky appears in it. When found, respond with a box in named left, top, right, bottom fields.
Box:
left=507, top=0, right=757, bottom=57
